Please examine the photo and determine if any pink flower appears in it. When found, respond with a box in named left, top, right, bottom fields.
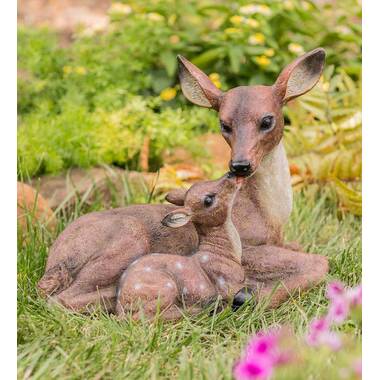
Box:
left=246, top=332, right=278, bottom=358
left=325, top=281, right=362, bottom=324
left=327, top=298, right=350, bottom=324
left=306, top=317, right=342, bottom=351
left=234, top=356, right=273, bottom=380
left=234, top=328, right=292, bottom=380
left=347, top=285, right=362, bottom=307
left=353, top=358, right=362, bottom=378
left=326, top=281, right=345, bottom=301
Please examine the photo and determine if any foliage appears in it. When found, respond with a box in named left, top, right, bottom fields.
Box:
left=18, top=183, right=361, bottom=379
left=18, top=0, right=361, bottom=115
left=17, top=95, right=218, bottom=178
left=17, top=0, right=362, bottom=215
left=284, top=67, right=362, bottom=215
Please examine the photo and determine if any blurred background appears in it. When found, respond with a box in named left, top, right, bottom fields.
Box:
left=17, top=0, right=361, bottom=230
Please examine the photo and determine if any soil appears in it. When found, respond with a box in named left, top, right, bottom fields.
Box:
left=18, top=0, right=111, bottom=45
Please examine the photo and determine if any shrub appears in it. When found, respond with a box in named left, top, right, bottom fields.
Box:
left=17, top=95, right=219, bottom=178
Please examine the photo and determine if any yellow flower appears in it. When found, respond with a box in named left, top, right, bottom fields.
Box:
left=248, top=33, right=265, bottom=45
left=168, top=14, right=177, bottom=25
left=108, top=2, right=132, bottom=15
left=255, top=55, right=271, bottom=67
left=264, top=48, right=275, bottom=57
left=322, top=82, right=330, bottom=91
left=75, top=66, right=87, bottom=75
left=224, top=27, right=241, bottom=34
left=209, top=73, right=220, bottom=81
left=245, top=19, right=259, bottom=28
left=169, top=35, right=180, bottom=44
left=239, top=4, right=257, bottom=15
left=288, top=43, right=304, bottom=55
left=301, top=1, right=312, bottom=10
left=209, top=73, right=222, bottom=88
left=335, top=25, right=351, bottom=35
left=239, top=4, right=271, bottom=16
left=283, top=1, right=294, bottom=10
left=160, top=87, right=177, bottom=101
left=258, top=5, right=271, bottom=16
left=63, top=66, right=72, bottom=75
left=230, top=15, right=243, bottom=25
left=147, top=12, right=164, bottom=22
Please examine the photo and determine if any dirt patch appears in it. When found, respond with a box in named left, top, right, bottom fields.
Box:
left=18, top=0, right=111, bottom=45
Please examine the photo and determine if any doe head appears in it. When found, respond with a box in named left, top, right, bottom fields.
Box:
left=162, top=173, right=242, bottom=229
left=178, top=48, right=326, bottom=177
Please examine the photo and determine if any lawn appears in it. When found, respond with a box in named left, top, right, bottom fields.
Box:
left=17, top=186, right=361, bottom=379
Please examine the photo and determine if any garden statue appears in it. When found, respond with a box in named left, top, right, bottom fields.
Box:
left=38, top=48, right=328, bottom=314
left=116, top=173, right=244, bottom=320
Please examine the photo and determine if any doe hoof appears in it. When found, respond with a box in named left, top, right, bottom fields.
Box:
left=232, top=287, right=255, bottom=311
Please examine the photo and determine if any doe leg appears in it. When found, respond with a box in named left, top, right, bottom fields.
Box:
left=49, top=285, right=116, bottom=313
left=240, top=245, right=329, bottom=308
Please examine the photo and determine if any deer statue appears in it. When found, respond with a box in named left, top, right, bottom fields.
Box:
left=116, top=173, right=245, bottom=320
left=38, top=48, right=328, bottom=312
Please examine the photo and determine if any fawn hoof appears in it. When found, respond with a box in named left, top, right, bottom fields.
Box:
left=232, top=287, right=255, bottom=311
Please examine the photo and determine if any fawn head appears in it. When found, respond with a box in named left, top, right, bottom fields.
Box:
left=162, top=173, right=241, bottom=229
left=178, top=48, right=325, bottom=177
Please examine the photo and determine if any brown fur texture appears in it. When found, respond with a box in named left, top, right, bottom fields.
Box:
left=38, top=49, right=329, bottom=313
left=116, top=174, right=245, bottom=320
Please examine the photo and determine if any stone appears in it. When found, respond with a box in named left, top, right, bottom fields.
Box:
left=17, top=182, right=57, bottom=232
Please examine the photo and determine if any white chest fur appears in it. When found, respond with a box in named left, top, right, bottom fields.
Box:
left=254, top=141, right=293, bottom=228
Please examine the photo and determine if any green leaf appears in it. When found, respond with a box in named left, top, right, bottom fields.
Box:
left=191, top=47, right=224, bottom=67
left=228, top=46, right=244, bottom=74
left=159, top=51, right=177, bottom=77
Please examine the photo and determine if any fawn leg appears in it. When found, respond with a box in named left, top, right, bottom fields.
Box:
left=240, top=245, right=328, bottom=308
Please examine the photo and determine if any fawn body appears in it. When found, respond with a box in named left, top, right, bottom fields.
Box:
left=116, top=174, right=245, bottom=320
left=38, top=49, right=328, bottom=312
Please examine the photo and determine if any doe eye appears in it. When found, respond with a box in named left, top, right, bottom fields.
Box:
left=203, top=194, right=215, bottom=207
left=220, top=120, right=232, bottom=134
left=260, top=115, right=275, bottom=132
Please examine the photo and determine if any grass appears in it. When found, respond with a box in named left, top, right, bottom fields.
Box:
left=17, top=184, right=362, bottom=379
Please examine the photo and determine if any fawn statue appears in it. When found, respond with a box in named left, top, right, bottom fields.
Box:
left=116, top=173, right=245, bottom=320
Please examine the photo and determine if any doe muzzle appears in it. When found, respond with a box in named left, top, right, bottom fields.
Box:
left=229, top=160, right=252, bottom=177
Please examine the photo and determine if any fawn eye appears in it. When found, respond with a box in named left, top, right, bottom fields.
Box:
left=203, top=194, right=215, bottom=207
left=260, top=115, right=275, bottom=132
left=220, top=120, right=232, bottom=134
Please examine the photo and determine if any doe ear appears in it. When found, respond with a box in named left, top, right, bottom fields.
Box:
left=165, top=188, right=187, bottom=206
left=161, top=208, right=192, bottom=228
left=177, top=55, right=223, bottom=110
left=274, top=48, right=326, bottom=104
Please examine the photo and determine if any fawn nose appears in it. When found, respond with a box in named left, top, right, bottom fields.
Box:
left=229, top=160, right=252, bottom=177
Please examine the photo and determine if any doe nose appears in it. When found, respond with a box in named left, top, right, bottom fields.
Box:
left=229, top=160, right=252, bottom=176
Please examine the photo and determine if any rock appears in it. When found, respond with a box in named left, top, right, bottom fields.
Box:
left=163, top=133, right=230, bottom=173
left=17, top=182, right=57, bottom=232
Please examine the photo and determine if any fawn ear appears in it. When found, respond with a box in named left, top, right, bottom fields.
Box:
left=162, top=208, right=192, bottom=228
left=165, top=188, right=186, bottom=206
left=177, top=55, right=223, bottom=110
left=274, top=48, right=326, bottom=104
